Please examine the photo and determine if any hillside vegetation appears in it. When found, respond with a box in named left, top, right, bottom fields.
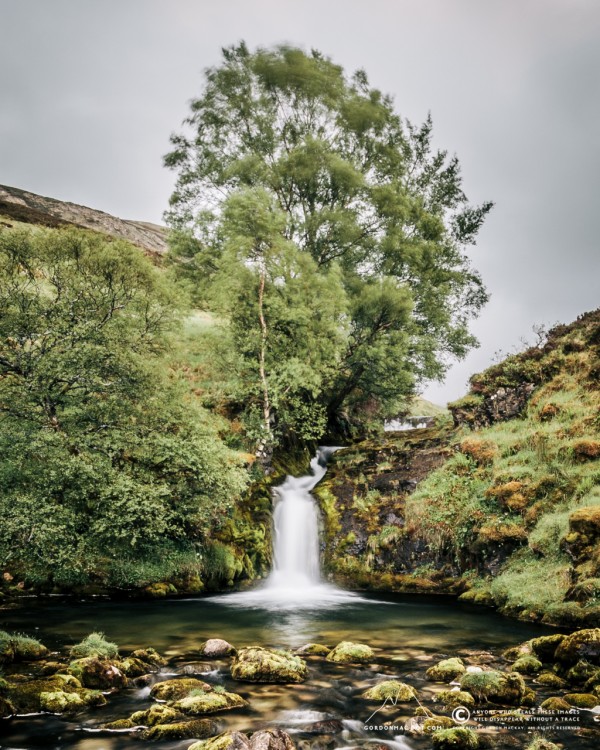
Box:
left=316, top=310, right=600, bottom=626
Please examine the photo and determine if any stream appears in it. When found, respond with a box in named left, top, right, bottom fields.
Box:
left=1, top=448, right=598, bottom=749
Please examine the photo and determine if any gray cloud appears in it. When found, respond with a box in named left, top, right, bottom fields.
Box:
left=1, top=0, right=599, bottom=403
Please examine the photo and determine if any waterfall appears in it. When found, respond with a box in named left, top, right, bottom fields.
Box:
left=211, top=447, right=361, bottom=609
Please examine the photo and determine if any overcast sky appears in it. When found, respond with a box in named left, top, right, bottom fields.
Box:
left=1, top=0, right=599, bottom=404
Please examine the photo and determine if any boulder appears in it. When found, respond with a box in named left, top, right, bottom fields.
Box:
left=189, top=731, right=251, bottom=750
left=40, top=690, right=85, bottom=713
left=528, top=634, right=567, bottom=661
left=432, top=727, right=479, bottom=749
left=563, top=692, right=598, bottom=708
left=361, top=680, right=416, bottom=701
left=249, top=728, right=296, bottom=750
left=0, top=630, right=49, bottom=664
left=295, top=644, right=331, bottom=656
left=459, top=670, right=529, bottom=706
left=141, top=718, right=217, bottom=741
left=540, top=697, right=571, bottom=711
left=426, top=657, right=466, bottom=682
left=104, top=703, right=184, bottom=729
left=554, top=628, right=600, bottom=667
left=231, top=648, right=307, bottom=683
left=536, top=672, right=566, bottom=689
left=150, top=678, right=212, bottom=701
left=436, top=690, right=475, bottom=710
left=130, top=647, right=166, bottom=666
left=325, top=641, right=374, bottom=664
left=173, top=688, right=247, bottom=715
left=7, top=675, right=105, bottom=713
left=511, top=655, right=542, bottom=675
left=199, top=639, right=237, bottom=658
left=69, top=656, right=127, bottom=689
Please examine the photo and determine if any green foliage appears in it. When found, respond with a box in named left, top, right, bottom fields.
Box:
left=0, top=227, right=248, bottom=588
left=165, top=43, right=491, bottom=439
left=70, top=632, right=119, bottom=660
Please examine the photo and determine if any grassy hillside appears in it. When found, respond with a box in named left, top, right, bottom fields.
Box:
left=316, top=310, right=600, bottom=626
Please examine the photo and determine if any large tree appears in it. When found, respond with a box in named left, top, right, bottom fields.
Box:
left=0, top=228, right=246, bottom=586
left=165, top=43, right=492, bottom=437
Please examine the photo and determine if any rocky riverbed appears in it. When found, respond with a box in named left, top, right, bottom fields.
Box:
left=2, top=624, right=600, bottom=749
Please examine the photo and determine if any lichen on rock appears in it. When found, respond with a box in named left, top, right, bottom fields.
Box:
left=231, top=647, right=307, bottom=683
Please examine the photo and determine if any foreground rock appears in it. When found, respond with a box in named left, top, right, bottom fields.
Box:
left=173, top=689, right=247, bottom=715
left=555, top=628, right=600, bottom=667
left=326, top=641, right=374, bottom=664
left=426, top=657, right=466, bottom=682
left=199, top=639, right=237, bottom=658
left=141, top=718, right=217, bottom=741
left=231, top=648, right=308, bottom=683
left=459, top=670, right=532, bottom=705
left=7, top=674, right=105, bottom=714
left=361, top=680, right=416, bottom=701
left=0, top=630, right=49, bottom=664
left=69, top=656, right=127, bottom=689
left=150, top=678, right=212, bottom=701
left=189, top=728, right=295, bottom=750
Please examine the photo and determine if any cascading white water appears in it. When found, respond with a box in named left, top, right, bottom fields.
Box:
left=211, top=447, right=362, bottom=609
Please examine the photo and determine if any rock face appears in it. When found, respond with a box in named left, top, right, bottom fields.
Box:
left=449, top=384, right=536, bottom=429
left=230, top=647, right=308, bottom=683
left=0, top=184, right=167, bottom=257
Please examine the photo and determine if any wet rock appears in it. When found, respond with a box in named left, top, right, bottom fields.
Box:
left=535, top=672, right=566, bottom=689
left=563, top=692, right=598, bottom=708
left=361, top=680, right=416, bottom=701
left=502, top=643, right=532, bottom=662
left=511, top=655, right=542, bottom=675
left=0, top=630, right=49, bottom=663
left=8, top=674, right=106, bottom=713
left=173, top=688, right=248, bottom=715
left=130, top=647, right=166, bottom=666
left=554, top=628, right=600, bottom=667
left=118, top=656, right=149, bottom=677
left=0, top=695, right=15, bottom=718
left=304, top=720, right=343, bottom=734
left=231, top=647, right=308, bottom=683
left=426, top=657, right=466, bottom=682
left=326, top=641, right=374, bottom=664
left=565, top=659, right=598, bottom=684
left=528, top=634, right=567, bottom=661
left=540, top=697, right=571, bottom=711
left=69, top=656, right=127, bottom=689
left=140, top=718, right=217, bottom=741
left=143, top=582, right=178, bottom=598
left=431, top=727, right=479, bottom=749
left=199, top=639, right=237, bottom=658
left=39, top=690, right=85, bottom=713
left=250, top=728, right=296, bottom=750
left=436, top=689, right=475, bottom=710
left=189, top=731, right=251, bottom=750
left=423, top=716, right=456, bottom=733
left=295, top=644, right=331, bottom=656
left=150, top=678, right=213, bottom=700
left=104, top=703, right=185, bottom=729
left=525, top=740, right=561, bottom=750
left=459, top=670, right=529, bottom=706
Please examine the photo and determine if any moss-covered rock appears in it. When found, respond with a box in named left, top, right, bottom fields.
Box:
left=423, top=716, right=456, bottom=733
left=436, top=690, right=476, bottom=710
left=70, top=632, right=118, bottom=659
left=563, top=692, right=598, bottom=708
left=525, top=739, right=561, bottom=750
left=432, top=727, right=479, bottom=749
left=118, top=656, right=149, bottom=677
left=150, top=678, right=212, bottom=701
left=69, top=656, right=127, bottom=689
left=426, top=657, right=466, bottom=682
left=231, top=647, right=307, bottom=683
left=326, top=641, right=374, bottom=664
left=529, top=634, right=567, bottom=661
left=565, top=659, right=598, bottom=684
left=536, top=672, right=566, bottom=689
left=8, top=675, right=105, bottom=713
left=459, top=670, right=528, bottom=705
left=173, top=688, right=248, bottom=715
left=295, top=643, right=331, bottom=656
left=130, top=647, right=166, bottom=666
left=512, top=655, right=542, bottom=674
left=0, top=695, right=15, bottom=718
left=361, top=680, right=416, bottom=701
left=554, top=628, right=600, bottom=666
left=189, top=731, right=250, bottom=750
left=40, top=690, right=85, bottom=713
left=502, top=643, right=532, bottom=661
left=104, top=704, right=185, bottom=729
left=540, top=697, right=571, bottom=711
left=199, top=639, right=237, bottom=658
left=144, top=582, right=178, bottom=598
left=140, top=718, right=217, bottom=741
left=0, top=630, right=49, bottom=663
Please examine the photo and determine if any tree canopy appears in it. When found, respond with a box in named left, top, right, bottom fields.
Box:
left=165, top=43, right=492, bottom=443
left=0, top=228, right=247, bottom=586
